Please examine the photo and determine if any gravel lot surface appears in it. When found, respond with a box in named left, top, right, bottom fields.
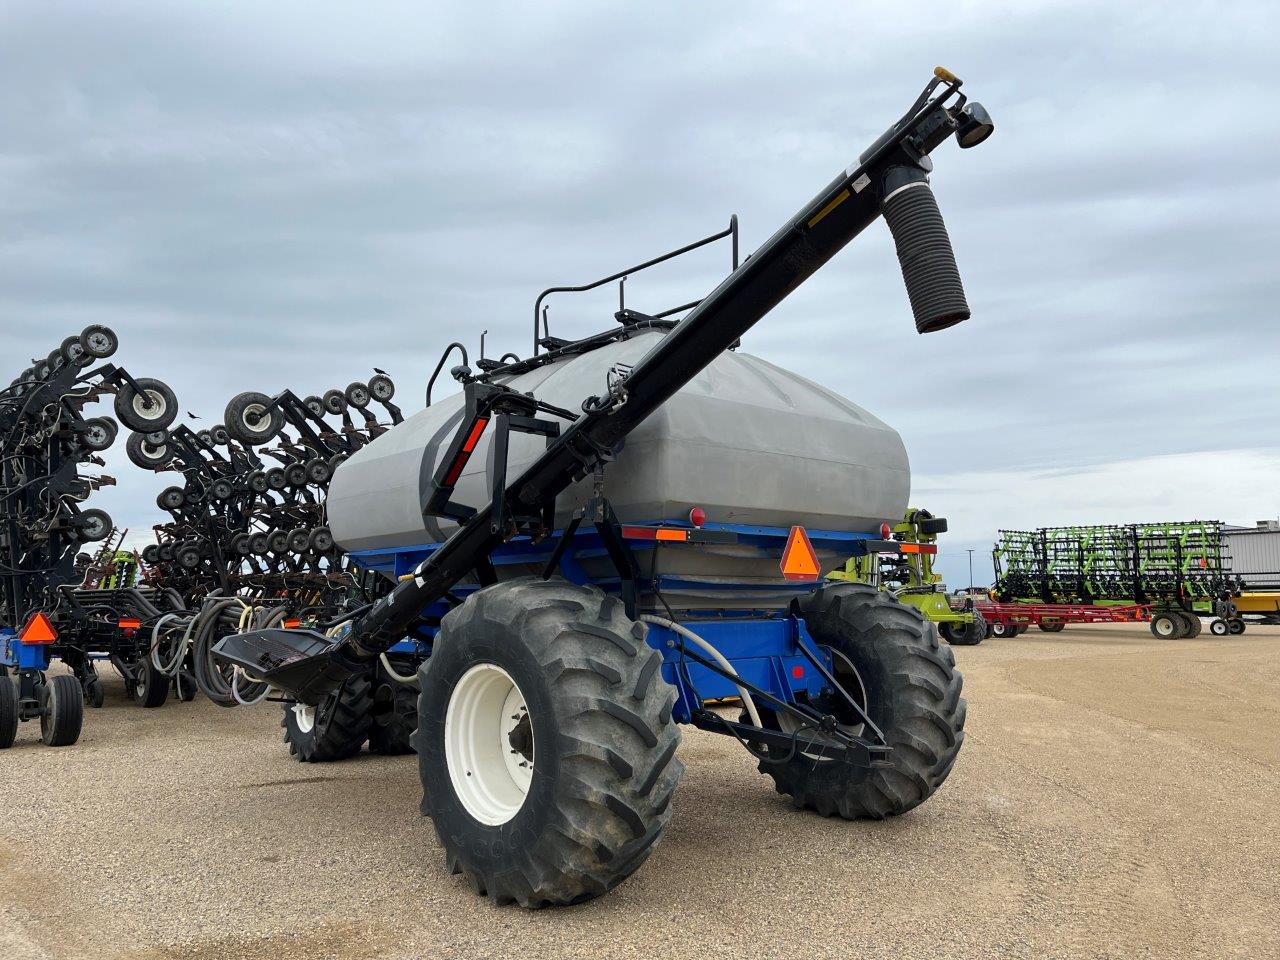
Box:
left=2, top=622, right=1277, bottom=960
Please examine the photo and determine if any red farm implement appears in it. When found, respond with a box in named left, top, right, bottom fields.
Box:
left=975, top=601, right=1151, bottom=637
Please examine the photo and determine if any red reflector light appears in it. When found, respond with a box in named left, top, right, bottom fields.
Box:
left=19, top=611, right=58, bottom=644
left=880, top=522, right=892, bottom=539
left=283, top=619, right=301, bottom=629
left=791, top=665, right=804, bottom=679
left=689, top=507, right=706, bottom=528
left=898, top=543, right=938, bottom=555
left=118, top=618, right=142, bottom=630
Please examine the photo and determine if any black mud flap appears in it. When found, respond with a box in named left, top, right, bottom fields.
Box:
left=212, top=629, right=360, bottom=705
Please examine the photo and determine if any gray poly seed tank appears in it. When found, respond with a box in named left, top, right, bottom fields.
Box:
left=326, top=330, right=909, bottom=600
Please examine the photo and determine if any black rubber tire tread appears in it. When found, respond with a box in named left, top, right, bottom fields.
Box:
left=125, top=431, right=171, bottom=470
left=369, top=672, right=418, bottom=756
left=224, top=391, right=284, bottom=446
left=280, top=672, right=373, bottom=762
left=760, top=582, right=966, bottom=819
left=41, top=675, right=84, bottom=747
left=414, top=576, right=683, bottom=908
left=1180, top=613, right=1202, bottom=639
left=114, top=377, right=179, bottom=432
left=1150, top=612, right=1182, bottom=639
left=1038, top=622, right=1066, bottom=633
left=0, top=677, right=18, bottom=748
left=940, top=614, right=984, bottom=646
left=133, top=656, right=170, bottom=708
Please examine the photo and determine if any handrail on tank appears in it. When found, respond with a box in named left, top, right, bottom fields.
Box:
left=425, top=342, right=470, bottom=408
left=532, top=215, right=738, bottom=356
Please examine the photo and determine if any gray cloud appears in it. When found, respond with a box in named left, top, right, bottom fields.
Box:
left=2, top=1, right=1277, bottom=578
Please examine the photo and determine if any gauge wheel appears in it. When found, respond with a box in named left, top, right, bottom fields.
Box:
left=224, top=391, right=284, bottom=446
left=115, top=378, right=179, bottom=432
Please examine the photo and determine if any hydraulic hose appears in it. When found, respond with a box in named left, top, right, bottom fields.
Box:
left=379, top=653, right=420, bottom=686
left=639, top=615, right=761, bottom=727
left=881, top=166, right=970, bottom=333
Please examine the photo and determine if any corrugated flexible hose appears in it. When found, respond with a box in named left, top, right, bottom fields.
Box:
left=882, top=179, right=970, bottom=334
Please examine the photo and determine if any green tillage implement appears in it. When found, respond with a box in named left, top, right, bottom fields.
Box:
left=992, top=520, right=1245, bottom=637
left=828, top=507, right=986, bottom=646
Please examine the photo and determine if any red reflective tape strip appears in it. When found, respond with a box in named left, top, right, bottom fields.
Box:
left=900, top=543, right=920, bottom=553
left=443, top=417, right=490, bottom=487
left=283, top=619, right=301, bottom=629
left=118, top=618, right=142, bottom=630
left=461, top=417, right=489, bottom=454
left=621, top=526, right=690, bottom=541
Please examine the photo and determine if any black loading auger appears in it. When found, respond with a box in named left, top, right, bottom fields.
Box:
left=215, top=66, right=995, bottom=704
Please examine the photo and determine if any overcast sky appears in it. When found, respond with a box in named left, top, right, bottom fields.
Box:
left=2, top=1, right=1277, bottom=586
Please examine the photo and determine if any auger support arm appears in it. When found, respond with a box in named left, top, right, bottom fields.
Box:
left=213, top=68, right=994, bottom=703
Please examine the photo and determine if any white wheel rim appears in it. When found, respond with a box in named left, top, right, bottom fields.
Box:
left=293, top=703, right=316, bottom=733
left=133, top=389, right=165, bottom=420
left=242, top=403, right=269, bottom=433
left=444, top=663, right=534, bottom=826
left=1155, top=617, right=1175, bottom=637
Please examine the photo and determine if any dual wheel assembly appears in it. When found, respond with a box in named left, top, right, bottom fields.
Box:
left=0, top=672, right=84, bottom=749
left=289, top=578, right=966, bottom=907
left=1148, top=610, right=1226, bottom=639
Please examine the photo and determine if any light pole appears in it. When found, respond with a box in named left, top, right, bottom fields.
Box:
left=967, top=549, right=974, bottom=593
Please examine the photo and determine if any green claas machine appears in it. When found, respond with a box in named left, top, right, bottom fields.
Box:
left=829, top=508, right=986, bottom=645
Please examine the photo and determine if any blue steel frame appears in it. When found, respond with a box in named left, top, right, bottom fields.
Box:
left=348, top=521, right=877, bottom=724
left=0, top=627, right=54, bottom=672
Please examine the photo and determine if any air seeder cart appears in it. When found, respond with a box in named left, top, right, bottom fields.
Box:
left=215, top=68, right=995, bottom=906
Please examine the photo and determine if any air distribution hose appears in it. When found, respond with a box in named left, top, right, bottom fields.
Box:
left=192, top=597, right=258, bottom=707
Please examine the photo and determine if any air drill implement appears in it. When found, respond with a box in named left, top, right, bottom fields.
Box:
left=216, top=68, right=993, bottom=701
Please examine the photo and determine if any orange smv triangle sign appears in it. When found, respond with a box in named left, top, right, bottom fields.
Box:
left=781, top=525, right=821, bottom=581
left=20, top=611, right=58, bottom=644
